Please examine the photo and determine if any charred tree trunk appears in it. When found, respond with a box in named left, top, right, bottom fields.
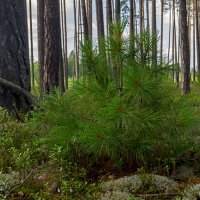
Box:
left=0, top=0, right=31, bottom=112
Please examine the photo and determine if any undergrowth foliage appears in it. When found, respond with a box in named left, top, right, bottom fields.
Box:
left=30, top=24, right=200, bottom=174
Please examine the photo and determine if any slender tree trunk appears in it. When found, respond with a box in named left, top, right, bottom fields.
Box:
left=146, top=0, right=150, bottom=32
left=88, top=0, right=92, bottom=40
left=106, top=0, right=113, bottom=37
left=37, top=0, right=45, bottom=96
left=0, top=0, right=31, bottom=112
left=168, top=3, right=172, bottom=64
left=115, top=0, right=120, bottom=23
left=196, top=0, right=200, bottom=73
left=63, top=0, right=69, bottom=89
left=74, top=0, right=79, bottom=79
left=29, top=0, right=34, bottom=89
left=81, top=0, right=89, bottom=40
left=60, top=0, right=66, bottom=91
left=96, top=0, right=105, bottom=50
left=172, top=0, right=176, bottom=81
left=160, top=0, right=164, bottom=66
left=134, top=0, right=137, bottom=35
left=179, top=0, right=190, bottom=94
left=193, top=0, right=196, bottom=81
left=152, top=0, right=157, bottom=67
left=140, top=0, right=144, bottom=35
left=130, top=0, right=134, bottom=36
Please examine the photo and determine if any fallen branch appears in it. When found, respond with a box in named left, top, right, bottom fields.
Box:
left=0, top=77, right=37, bottom=105
left=136, top=192, right=179, bottom=199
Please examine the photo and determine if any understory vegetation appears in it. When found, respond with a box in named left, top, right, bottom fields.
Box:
left=1, top=25, right=200, bottom=199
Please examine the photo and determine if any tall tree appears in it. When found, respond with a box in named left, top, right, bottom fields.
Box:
left=179, top=0, right=190, bottom=94
left=106, top=0, right=113, bottom=37
left=73, top=0, right=79, bottom=79
left=193, top=0, right=196, bottom=81
left=115, top=0, right=120, bottom=23
left=0, top=0, right=30, bottom=111
left=44, top=0, right=64, bottom=92
left=81, top=0, right=89, bottom=40
left=63, top=0, right=69, bottom=89
left=87, top=0, right=93, bottom=40
left=196, top=0, right=200, bottom=73
left=160, top=0, right=164, bottom=66
left=146, top=0, right=150, bottom=32
left=96, top=0, right=105, bottom=44
left=152, top=0, right=157, bottom=66
left=37, top=0, right=45, bottom=96
left=29, top=0, right=34, bottom=88
left=139, top=0, right=144, bottom=35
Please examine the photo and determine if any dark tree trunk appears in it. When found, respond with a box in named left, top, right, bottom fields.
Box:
left=96, top=0, right=105, bottom=43
left=115, top=0, right=120, bottom=23
left=37, top=0, right=45, bottom=96
left=106, top=0, right=113, bottom=37
left=44, top=0, right=63, bottom=92
left=179, top=0, right=190, bottom=94
left=0, top=0, right=31, bottom=112
left=81, top=0, right=89, bottom=40
left=88, top=0, right=93, bottom=40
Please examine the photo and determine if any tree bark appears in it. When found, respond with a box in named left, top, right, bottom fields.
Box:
left=81, top=0, right=89, bottom=40
left=152, top=0, right=157, bottom=67
left=0, top=0, right=31, bottom=111
left=96, top=0, right=105, bottom=43
left=37, top=0, right=45, bottom=96
left=44, top=0, right=63, bottom=92
left=179, top=0, right=190, bottom=94
left=29, top=0, right=34, bottom=89
left=115, top=0, right=120, bottom=23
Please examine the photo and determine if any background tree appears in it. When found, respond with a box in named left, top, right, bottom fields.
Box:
left=37, top=0, right=45, bottom=96
left=152, top=0, right=157, bottom=66
left=179, top=0, right=190, bottom=94
left=96, top=0, right=105, bottom=47
left=44, top=0, right=64, bottom=92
